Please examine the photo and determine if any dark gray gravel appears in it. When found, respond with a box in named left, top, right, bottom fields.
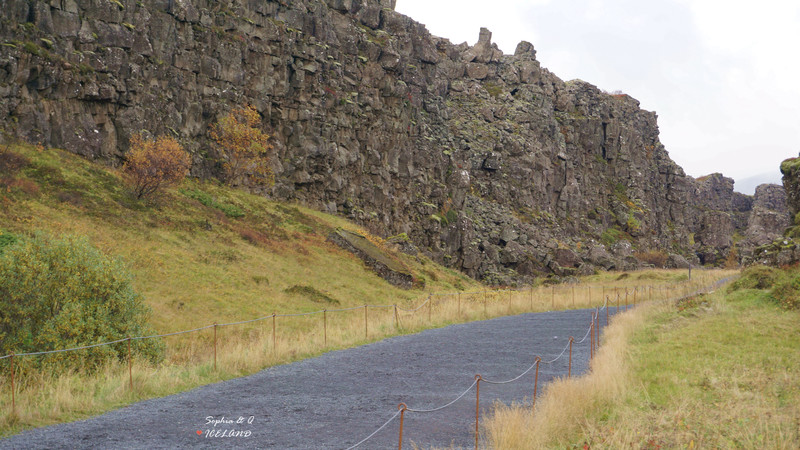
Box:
left=0, top=307, right=621, bottom=449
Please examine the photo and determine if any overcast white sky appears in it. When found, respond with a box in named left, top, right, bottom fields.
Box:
left=395, top=0, right=800, bottom=194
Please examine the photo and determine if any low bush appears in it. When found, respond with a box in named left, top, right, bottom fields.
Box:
left=633, top=250, right=668, bottom=267
left=769, top=274, right=800, bottom=309
left=0, top=232, right=164, bottom=373
left=123, top=133, right=191, bottom=199
left=728, top=265, right=779, bottom=291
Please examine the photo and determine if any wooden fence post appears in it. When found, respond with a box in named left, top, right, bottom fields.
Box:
left=127, top=336, right=133, bottom=391
left=568, top=337, right=574, bottom=378
left=398, top=403, right=408, bottom=450
left=475, top=374, right=482, bottom=450
left=10, top=352, right=15, bottom=415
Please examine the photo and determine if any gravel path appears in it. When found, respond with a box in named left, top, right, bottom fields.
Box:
left=1, top=307, right=622, bottom=449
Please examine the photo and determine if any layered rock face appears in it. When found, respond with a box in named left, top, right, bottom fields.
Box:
left=0, top=0, right=788, bottom=282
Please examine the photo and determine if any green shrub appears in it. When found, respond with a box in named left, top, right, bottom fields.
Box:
left=0, top=233, right=163, bottom=373
left=769, top=273, right=800, bottom=309
left=180, top=188, right=245, bottom=218
left=0, top=231, right=17, bottom=253
left=728, top=265, right=779, bottom=291
left=600, top=227, right=629, bottom=247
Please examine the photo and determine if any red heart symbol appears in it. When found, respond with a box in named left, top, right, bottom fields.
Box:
left=196, top=430, right=202, bottom=435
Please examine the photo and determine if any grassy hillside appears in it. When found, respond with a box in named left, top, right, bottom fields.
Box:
left=0, top=142, right=481, bottom=434
left=0, top=142, right=736, bottom=438
left=0, top=143, right=476, bottom=333
left=485, top=267, right=799, bottom=448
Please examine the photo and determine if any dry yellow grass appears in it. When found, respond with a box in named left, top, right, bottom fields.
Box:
left=484, top=295, right=659, bottom=449
left=0, top=271, right=705, bottom=437
left=484, top=269, right=800, bottom=449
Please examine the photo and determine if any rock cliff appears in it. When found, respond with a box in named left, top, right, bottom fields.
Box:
left=0, top=0, right=788, bottom=282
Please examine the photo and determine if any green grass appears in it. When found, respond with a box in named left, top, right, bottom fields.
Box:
left=484, top=272, right=800, bottom=448
left=577, top=281, right=800, bottom=448
left=0, top=144, right=477, bottom=333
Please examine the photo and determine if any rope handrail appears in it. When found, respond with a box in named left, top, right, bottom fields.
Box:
left=541, top=339, right=572, bottom=365
left=344, top=409, right=403, bottom=450
left=406, top=379, right=479, bottom=413
left=344, top=276, right=729, bottom=448
left=397, top=298, right=429, bottom=312
left=131, top=324, right=216, bottom=340
left=10, top=338, right=131, bottom=358
left=575, top=321, right=593, bottom=344
left=0, top=277, right=702, bottom=360
left=481, top=359, right=539, bottom=385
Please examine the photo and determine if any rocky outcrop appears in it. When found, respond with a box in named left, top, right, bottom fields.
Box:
left=0, top=0, right=787, bottom=283
left=327, top=228, right=415, bottom=289
left=781, top=157, right=800, bottom=220
left=688, top=174, right=748, bottom=264
left=744, top=185, right=790, bottom=245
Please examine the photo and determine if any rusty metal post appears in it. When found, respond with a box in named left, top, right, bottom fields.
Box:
left=590, top=318, right=594, bottom=361
left=474, top=374, right=482, bottom=450
left=364, top=305, right=368, bottom=339
left=568, top=336, right=574, bottom=378
left=127, top=336, right=133, bottom=391
left=398, top=403, right=408, bottom=450
left=595, top=308, right=600, bottom=349
left=213, top=323, right=217, bottom=370
left=532, top=357, right=541, bottom=410
left=323, top=309, right=327, bottom=346
left=272, top=313, right=276, bottom=354
left=530, top=286, right=533, bottom=310
left=10, top=352, right=15, bottom=414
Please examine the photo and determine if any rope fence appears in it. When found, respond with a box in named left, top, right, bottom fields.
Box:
left=345, top=277, right=731, bottom=449
left=0, top=275, right=722, bottom=424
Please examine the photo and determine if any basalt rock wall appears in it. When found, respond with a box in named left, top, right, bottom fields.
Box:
left=0, top=0, right=785, bottom=283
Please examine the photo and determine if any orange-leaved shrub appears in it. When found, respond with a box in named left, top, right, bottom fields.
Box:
left=123, top=133, right=191, bottom=199
left=209, top=105, right=273, bottom=186
left=633, top=250, right=668, bottom=268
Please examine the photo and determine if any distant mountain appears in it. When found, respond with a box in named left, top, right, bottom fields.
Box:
left=735, top=171, right=783, bottom=195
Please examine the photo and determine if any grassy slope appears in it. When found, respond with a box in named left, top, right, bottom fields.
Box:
left=0, top=143, right=481, bottom=434
left=485, top=272, right=800, bottom=448
left=0, top=143, right=476, bottom=332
